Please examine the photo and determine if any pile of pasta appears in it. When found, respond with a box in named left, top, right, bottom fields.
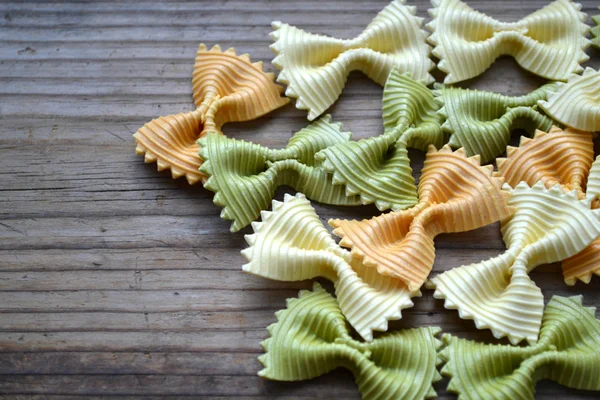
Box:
left=132, top=0, right=600, bottom=399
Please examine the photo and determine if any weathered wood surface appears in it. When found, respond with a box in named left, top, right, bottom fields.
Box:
left=1, top=0, right=599, bottom=398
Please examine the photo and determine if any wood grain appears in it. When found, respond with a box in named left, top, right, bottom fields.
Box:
left=1, top=0, right=599, bottom=398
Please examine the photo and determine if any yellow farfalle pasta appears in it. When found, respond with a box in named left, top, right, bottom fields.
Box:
left=430, top=128, right=600, bottom=344
left=495, top=127, right=600, bottom=285
left=241, top=193, right=419, bottom=341
left=427, top=0, right=590, bottom=84
left=538, top=68, right=600, bottom=132
left=133, top=44, right=289, bottom=184
left=270, top=0, right=434, bottom=120
left=330, top=145, right=513, bottom=292
left=431, top=181, right=600, bottom=345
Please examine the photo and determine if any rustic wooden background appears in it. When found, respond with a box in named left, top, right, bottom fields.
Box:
left=1, top=0, right=600, bottom=398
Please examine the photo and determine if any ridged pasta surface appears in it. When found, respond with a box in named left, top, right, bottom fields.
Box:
left=134, top=44, right=288, bottom=184
left=316, top=69, right=446, bottom=212
left=270, top=0, right=433, bottom=120
left=431, top=181, right=600, bottom=344
left=331, top=145, right=512, bottom=292
left=199, top=116, right=361, bottom=232
left=242, top=193, right=419, bottom=341
left=427, top=0, right=590, bottom=83
left=439, top=296, right=600, bottom=400
left=435, top=83, right=556, bottom=164
left=538, top=68, right=600, bottom=132
left=259, top=283, right=443, bottom=399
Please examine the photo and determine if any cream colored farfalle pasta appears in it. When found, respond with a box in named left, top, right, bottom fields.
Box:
left=538, top=68, right=600, bottom=132
left=270, top=0, right=434, bottom=120
left=241, top=193, right=419, bottom=342
left=430, top=175, right=600, bottom=344
left=493, top=127, right=600, bottom=285
left=427, top=0, right=590, bottom=84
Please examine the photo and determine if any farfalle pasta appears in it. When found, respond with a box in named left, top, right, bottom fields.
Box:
left=270, top=0, right=434, bottom=120
left=431, top=181, right=600, bottom=344
left=538, top=68, right=600, bottom=132
left=199, top=116, right=361, bottom=232
left=495, top=127, right=600, bottom=285
left=496, top=127, right=594, bottom=202
left=242, top=193, right=418, bottom=341
left=259, top=282, right=443, bottom=399
left=316, top=69, right=446, bottom=212
left=427, top=0, right=590, bottom=84
left=314, top=69, right=556, bottom=212
left=330, top=145, right=513, bottom=292
left=430, top=129, right=600, bottom=344
left=436, top=83, right=556, bottom=164
left=440, top=295, right=600, bottom=400
left=133, top=44, right=288, bottom=184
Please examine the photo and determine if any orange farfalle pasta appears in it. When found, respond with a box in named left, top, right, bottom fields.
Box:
left=133, top=44, right=289, bottom=184
left=497, top=126, right=593, bottom=197
left=563, top=233, right=600, bottom=284
left=330, top=145, right=513, bottom=291
left=496, top=126, right=600, bottom=285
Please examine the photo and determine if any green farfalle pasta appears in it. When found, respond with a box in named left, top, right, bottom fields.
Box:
left=198, top=115, right=361, bottom=232
left=440, top=295, right=600, bottom=400
left=436, top=83, right=557, bottom=164
left=314, top=69, right=561, bottom=213
left=315, top=69, right=446, bottom=212
left=259, top=282, right=443, bottom=400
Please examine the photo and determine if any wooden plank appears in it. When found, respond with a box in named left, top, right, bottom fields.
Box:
left=0, top=288, right=303, bottom=313
left=0, top=352, right=261, bottom=375
left=0, top=311, right=276, bottom=332
left=0, top=374, right=359, bottom=397
left=0, top=331, right=265, bottom=353
left=0, top=270, right=309, bottom=291
left=0, top=396, right=336, bottom=400
left=0, top=248, right=243, bottom=272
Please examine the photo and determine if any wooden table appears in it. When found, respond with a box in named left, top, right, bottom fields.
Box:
left=1, top=0, right=599, bottom=398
